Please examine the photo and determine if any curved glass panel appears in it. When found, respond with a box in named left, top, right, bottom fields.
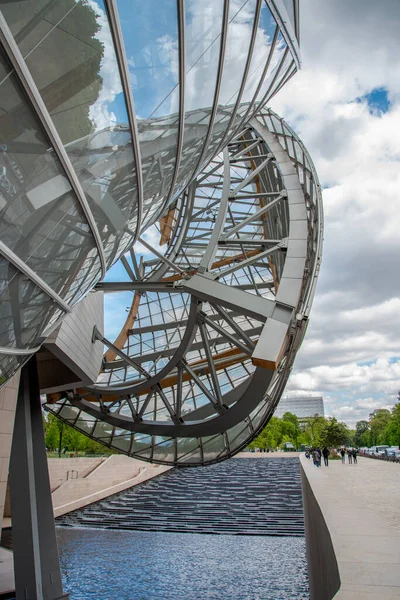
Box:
left=242, top=3, right=277, bottom=103
left=0, top=353, right=25, bottom=386
left=281, top=0, right=297, bottom=37
left=0, top=1, right=303, bottom=388
left=224, top=3, right=277, bottom=139
left=253, top=32, right=288, bottom=107
left=1, top=0, right=141, bottom=266
left=174, top=0, right=224, bottom=194
left=205, top=0, right=258, bottom=157
left=0, top=46, right=102, bottom=303
left=0, top=258, right=65, bottom=350
left=117, top=0, right=180, bottom=227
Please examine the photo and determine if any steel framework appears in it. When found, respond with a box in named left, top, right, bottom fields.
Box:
left=45, top=108, right=323, bottom=466
left=0, top=0, right=300, bottom=383
left=0, top=2, right=324, bottom=597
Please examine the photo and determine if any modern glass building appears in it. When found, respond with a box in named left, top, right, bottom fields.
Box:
left=0, top=0, right=300, bottom=383
left=44, top=106, right=323, bottom=465
left=275, top=395, right=325, bottom=419
left=0, top=2, right=326, bottom=597
left=0, top=0, right=325, bottom=468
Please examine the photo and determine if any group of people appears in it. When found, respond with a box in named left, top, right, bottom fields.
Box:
left=305, top=446, right=330, bottom=467
left=305, top=446, right=359, bottom=466
left=340, top=447, right=358, bottom=464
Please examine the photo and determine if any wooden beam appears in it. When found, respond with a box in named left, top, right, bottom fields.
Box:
left=104, top=292, right=141, bottom=363
left=159, top=207, right=177, bottom=246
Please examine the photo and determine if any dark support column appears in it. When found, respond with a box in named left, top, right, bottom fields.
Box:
left=9, top=356, right=69, bottom=600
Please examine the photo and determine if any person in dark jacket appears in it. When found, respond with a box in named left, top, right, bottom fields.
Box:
left=322, top=446, right=330, bottom=466
left=347, top=448, right=353, bottom=464
left=340, top=448, right=346, bottom=463
left=352, top=448, right=358, bottom=464
left=311, top=448, right=320, bottom=467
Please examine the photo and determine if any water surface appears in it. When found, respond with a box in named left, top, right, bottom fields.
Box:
left=57, top=527, right=309, bottom=600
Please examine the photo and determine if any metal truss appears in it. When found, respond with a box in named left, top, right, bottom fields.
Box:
left=45, top=108, right=323, bottom=466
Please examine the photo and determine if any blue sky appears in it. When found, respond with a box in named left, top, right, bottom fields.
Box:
left=356, top=87, right=391, bottom=115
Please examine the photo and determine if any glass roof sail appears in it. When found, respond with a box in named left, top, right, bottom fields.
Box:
left=1, top=0, right=141, bottom=266
left=44, top=105, right=323, bottom=467
left=117, top=0, right=180, bottom=228
left=0, top=0, right=301, bottom=388
left=175, top=0, right=225, bottom=196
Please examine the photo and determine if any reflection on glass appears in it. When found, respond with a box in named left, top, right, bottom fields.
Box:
left=131, top=433, right=153, bottom=457
left=1, top=0, right=140, bottom=266
left=0, top=46, right=102, bottom=303
left=117, top=0, right=180, bottom=226
left=177, top=437, right=201, bottom=462
left=281, top=0, right=297, bottom=36
left=254, top=33, right=287, bottom=106
left=201, top=433, right=226, bottom=461
left=152, top=437, right=175, bottom=462
left=59, top=404, right=80, bottom=422
left=227, top=422, right=250, bottom=450
left=92, top=419, right=113, bottom=442
left=205, top=0, right=258, bottom=158
left=112, top=435, right=132, bottom=452
left=0, top=258, right=65, bottom=350
left=225, top=3, right=277, bottom=138
left=174, top=0, right=224, bottom=193
left=0, top=353, right=25, bottom=385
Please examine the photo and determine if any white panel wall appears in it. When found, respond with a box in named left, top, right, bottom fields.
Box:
left=43, top=291, right=104, bottom=392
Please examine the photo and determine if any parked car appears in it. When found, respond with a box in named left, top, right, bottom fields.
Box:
left=283, top=442, right=296, bottom=452
left=385, top=448, right=400, bottom=458
left=368, top=445, right=389, bottom=456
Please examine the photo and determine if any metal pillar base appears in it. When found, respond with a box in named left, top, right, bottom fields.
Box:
left=9, top=356, right=70, bottom=600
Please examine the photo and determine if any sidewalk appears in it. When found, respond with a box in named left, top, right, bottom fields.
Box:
left=301, top=455, right=400, bottom=599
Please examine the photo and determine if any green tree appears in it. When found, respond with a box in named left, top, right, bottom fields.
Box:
left=319, top=417, right=350, bottom=448
left=355, top=420, right=370, bottom=447
left=44, top=413, right=65, bottom=457
left=302, top=414, right=326, bottom=446
left=369, top=409, right=391, bottom=445
left=249, top=417, right=283, bottom=450
left=43, top=411, right=114, bottom=455
left=384, top=403, right=400, bottom=446
left=282, top=412, right=301, bottom=447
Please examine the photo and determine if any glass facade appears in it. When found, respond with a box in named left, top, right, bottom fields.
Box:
left=0, top=0, right=313, bottom=466
left=0, top=1, right=300, bottom=382
left=45, top=106, right=323, bottom=465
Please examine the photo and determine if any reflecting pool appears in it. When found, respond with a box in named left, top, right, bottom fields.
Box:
left=57, top=527, right=309, bottom=600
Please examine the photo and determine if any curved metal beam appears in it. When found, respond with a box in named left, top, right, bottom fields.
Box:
left=103, top=0, right=144, bottom=246
left=86, top=297, right=202, bottom=395
left=0, top=241, right=71, bottom=314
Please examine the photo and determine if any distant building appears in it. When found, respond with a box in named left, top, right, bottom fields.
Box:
left=275, top=396, right=325, bottom=419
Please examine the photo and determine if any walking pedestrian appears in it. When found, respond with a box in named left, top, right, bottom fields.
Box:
left=347, top=448, right=353, bottom=464
left=317, top=447, right=322, bottom=467
left=322, top=446, right=330, bottom=466
left=352, top=448, right=358, bottom=464
left=311, top=448, right=320, bottom=467
left=340, top=448, right=345, bottom=463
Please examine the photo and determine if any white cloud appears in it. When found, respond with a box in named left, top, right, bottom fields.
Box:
left=269, top=0, right=400, bottom=426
